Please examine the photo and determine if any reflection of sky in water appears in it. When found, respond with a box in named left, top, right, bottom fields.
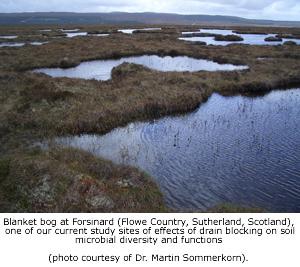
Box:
left=56, top=89, right=300, bottom=212
left=0, top=42, right=49, bottom=48
left=66, top=32, right=88, bottom=38
left=33, top=55, right=247, bottom=81
left=180, top=29, right=300, bottom=46
left=61, top=29, right=80, bottom=32
left=200, top=29, right=235, bottom=35
left=91, top=34, right=110, bottom=37
left=0, top=35, right=18, bottom=39
left=66, top=32, right=109, bottom=38
left=30, top=42, right=48, bottom=46
left=118, top=28, right=161, bottom=34
left=0, top=42, right=25, bottom=47
left=182, top=29, right=234, bottom=35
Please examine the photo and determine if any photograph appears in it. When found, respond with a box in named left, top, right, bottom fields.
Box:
left=0, top=0, right=299, bottom=213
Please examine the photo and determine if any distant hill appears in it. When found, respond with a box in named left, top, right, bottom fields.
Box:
left=0, top=12, right=300, bottom=27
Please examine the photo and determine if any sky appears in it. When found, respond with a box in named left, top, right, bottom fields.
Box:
left=1, top=0, right=300, bottom=21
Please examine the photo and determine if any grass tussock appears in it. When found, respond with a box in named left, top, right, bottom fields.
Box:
left=214, top=35, right=244, bottom=42
left=264, top=36, right=282, bottom=42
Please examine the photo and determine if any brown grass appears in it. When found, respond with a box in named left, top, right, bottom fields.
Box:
left=1, top=24, right=300, bottom=212
left=214, top=34, right=244, bottom=41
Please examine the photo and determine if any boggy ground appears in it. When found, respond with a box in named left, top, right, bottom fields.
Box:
left=1, top=25, right=300, bottom=212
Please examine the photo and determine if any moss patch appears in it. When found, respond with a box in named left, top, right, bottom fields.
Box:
left=0, top=147, right=167, bottom=212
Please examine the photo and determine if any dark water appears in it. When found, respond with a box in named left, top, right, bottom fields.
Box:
left=55, top=88, right=300, bottom=212
left=180, top=29, right=300, bottom=46
left=33, top=55, right=247, bottom=81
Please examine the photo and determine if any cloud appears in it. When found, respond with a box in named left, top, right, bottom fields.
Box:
left=0, top=0, right=299, bottom=21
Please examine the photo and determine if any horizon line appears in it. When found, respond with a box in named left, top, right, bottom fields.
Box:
left=0, top=11, right=299, bottom=23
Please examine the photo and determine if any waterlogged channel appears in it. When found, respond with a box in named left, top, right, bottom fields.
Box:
left=33, top=55, right=247, bottom=81
left=54, top=88, right=300, bottom=212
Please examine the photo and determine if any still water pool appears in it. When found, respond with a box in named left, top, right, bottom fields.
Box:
left=55, top=88, right=300, bottom=212
left=180, top=29, right=300, bottom=46
left=33, top=55, right=247, bottom=80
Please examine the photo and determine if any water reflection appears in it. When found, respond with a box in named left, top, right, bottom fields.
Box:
left=118, top=28, right=162, bottom=34
left=0, top=42, right=25, bottom=47
left=33, top=55, right=247, bottom=81
left=55, top=89, right=300, bottom=212
left=61, top=29, right=80, bottom=32
left=183, top=29, right=234, bottom=35
left=30, top=41, right=49, bottom=46
left=66, top=32, right=88, bottom=38
left=0, top=42, right=48, bottom=48
left=0, top=35, right=18, bottom=39
left=180, top=29, right=300, bottom=46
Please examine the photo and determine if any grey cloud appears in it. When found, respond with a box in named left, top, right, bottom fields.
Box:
left=0, top=0, right=299, bottom=21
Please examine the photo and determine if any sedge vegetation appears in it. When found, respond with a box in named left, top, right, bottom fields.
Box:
left=1, top=24, right=300, bottom=212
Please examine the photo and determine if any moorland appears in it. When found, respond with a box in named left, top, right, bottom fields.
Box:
left=1, top=24, right=300, bottom=212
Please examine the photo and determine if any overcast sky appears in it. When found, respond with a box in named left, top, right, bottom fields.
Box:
left=1, top=0, right=300, bottom=21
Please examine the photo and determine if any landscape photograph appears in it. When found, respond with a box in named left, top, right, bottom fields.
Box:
left=0, top=0, right=299, bottom=213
